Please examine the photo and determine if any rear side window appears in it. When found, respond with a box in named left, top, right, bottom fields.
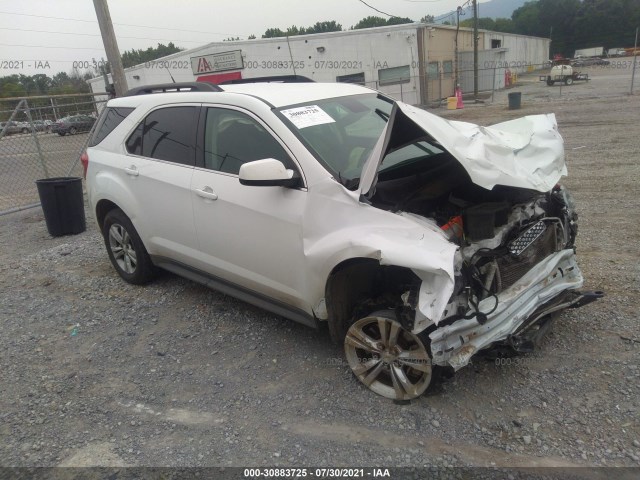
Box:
left=88, top=107, right=134, bottom=146
left=126, top=106, right=197, bottom=166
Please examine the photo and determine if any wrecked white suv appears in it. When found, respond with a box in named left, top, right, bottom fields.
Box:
left=84, top=80, right=601, bottom=400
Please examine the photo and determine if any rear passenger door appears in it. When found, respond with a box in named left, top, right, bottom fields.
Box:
left=123, top=104, right=200, bottom=264
left=190, top=105, right=308, bottom=309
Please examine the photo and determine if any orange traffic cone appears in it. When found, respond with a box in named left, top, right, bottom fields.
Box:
left=455, top=86, right=464, bottom=109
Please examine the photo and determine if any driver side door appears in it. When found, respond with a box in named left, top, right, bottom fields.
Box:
left=189, top=105, right=309, bottom=312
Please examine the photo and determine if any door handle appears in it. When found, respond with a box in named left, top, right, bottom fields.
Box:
left=124, top=165, right=139, bottom=176
left=195, top=187, right=218, bottom=201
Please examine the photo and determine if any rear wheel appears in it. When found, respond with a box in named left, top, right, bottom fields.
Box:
left=546, top=76, right=554, bottom=86
left=565, top=76, right=573, bottom=85
left=21, top=127, right=28, bottom=134
left=344, top=310, right=433, bottom=400
left=103, top=209, right=156, bottom=284
left=69, top=126, right=77, bottom=135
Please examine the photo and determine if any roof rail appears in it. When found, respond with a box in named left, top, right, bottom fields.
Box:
left=219, top=75, right=315, bottom=85
left=124, top=82, right=222, bottom=96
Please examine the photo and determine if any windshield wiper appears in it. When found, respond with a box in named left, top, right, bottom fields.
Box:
left=375, top=108, right=390, bottom=122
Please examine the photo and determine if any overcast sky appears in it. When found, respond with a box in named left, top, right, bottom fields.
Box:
left=1, top=0, right=490, bottom=76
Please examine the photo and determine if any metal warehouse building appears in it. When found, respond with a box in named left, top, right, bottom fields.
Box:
left=89, top=23, right=550, bottom=105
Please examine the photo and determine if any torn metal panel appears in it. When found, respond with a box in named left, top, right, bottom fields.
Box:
left=303, top=178, right=458, bottom=329
left=360, top=102, right=567, bottom=197
left=429, top=249, right=584, bottom=370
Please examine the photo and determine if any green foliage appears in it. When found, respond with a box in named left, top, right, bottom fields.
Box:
left=352, top=16, right=414, bottom=29
left=121, top=42, right=183, bottom=69
left=0, top=70, right=91, bottom=98
left=459, top=17, right=515, bottom=33
left=262, top=21, right=342, bottom=38
left=421, top=15, right=435, bottom=23
left=510, top=0, right=639, bottom=57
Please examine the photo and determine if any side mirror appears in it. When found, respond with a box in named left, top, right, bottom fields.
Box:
left=239, top=159, right=299, bottom=187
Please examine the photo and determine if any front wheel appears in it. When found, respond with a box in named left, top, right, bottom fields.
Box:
left=546, top=76, right=554, bottom=86
left=344, top=311, right=433, bottom=400
left=69, top=126, right=77, bottom=135
left=565, top=77, right=573, bottom=85
left=103, top=209, right=156, bottom=284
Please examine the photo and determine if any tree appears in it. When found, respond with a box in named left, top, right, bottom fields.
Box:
left=224, top=36, right=240, bottom=42
left=121, top=42, right=183, bottom=68
left=420, top=15, right=435, bottom=23
left=386, top=17, right=414, bottom=26
left=262, top=21, right=341, bottom=38
left=352, top=16, right=414, bottom=30
left=248, top=34, right=256, bottom=39
left=352, top=16, right=388, bottom=29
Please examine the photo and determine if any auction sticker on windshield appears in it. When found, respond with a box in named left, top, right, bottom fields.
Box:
left=281, top=105, right=335, bottom=129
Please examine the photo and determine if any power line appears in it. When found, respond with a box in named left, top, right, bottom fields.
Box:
left=356, top=0, right=399, bottom=18
left=0, top=10, right=244, bottom=37
left=0, top=26, right=218, bottom=44
left=0, top=43, right=106, bottom=51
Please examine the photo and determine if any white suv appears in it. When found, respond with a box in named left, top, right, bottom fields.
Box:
left=84, top=80, right=601, bottom=400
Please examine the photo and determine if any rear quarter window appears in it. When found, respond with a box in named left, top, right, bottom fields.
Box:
left=89, top=107, right=134, bottom=147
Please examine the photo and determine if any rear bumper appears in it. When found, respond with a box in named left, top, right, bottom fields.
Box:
left=430, top=249, right=598, bottom=369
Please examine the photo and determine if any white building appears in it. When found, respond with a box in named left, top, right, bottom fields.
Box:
left=89, top=23, right=550, bottom=105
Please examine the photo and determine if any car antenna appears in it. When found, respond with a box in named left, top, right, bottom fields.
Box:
left=164, top=64, right=176, bottom=83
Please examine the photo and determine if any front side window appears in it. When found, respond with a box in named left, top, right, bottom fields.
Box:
left=203, top=108, right=291, bottom=175
left=126, top=106, right=197, bottom=166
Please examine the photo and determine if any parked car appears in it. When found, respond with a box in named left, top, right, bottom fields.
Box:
left=0, top=120, right=30, bottom=135
left=52, top=114, right=96, bottom=136
left=31, top=120, right=53, bottom=132
left=84, top=80, right=601, bottom=400
left=572, top=57, right=610, bottom=67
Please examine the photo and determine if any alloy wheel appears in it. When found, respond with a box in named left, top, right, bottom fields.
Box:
left=108, top=223, right=137, bottom=274
left=344, top=315, right=432, bottom=400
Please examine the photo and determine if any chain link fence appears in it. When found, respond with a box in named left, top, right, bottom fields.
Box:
left=0, top=93, right=107, bottom=215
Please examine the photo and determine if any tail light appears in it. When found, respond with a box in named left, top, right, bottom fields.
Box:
left=80, top=151, right=89, bottom=179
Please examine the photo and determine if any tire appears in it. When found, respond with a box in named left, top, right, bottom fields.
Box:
left=344, top=310, right=434, bottom=400
left=546, top=76, right=554, bottom=86
left=565, top=77, right=573, bottom=85
left=69, top=126, right=77, bottom=135
left=102, top=209, right=156, bottom=285
left=21, top=128, right=28, bottom=134
left=58, top=132, right=65, bottom=136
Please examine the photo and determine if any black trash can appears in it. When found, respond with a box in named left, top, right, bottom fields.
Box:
left=35, top=177, right=86, bottom=237
left=508, top=91, right=522, bottom=110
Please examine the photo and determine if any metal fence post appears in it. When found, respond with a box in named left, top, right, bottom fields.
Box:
left=23, top=100, right=50, bottom=179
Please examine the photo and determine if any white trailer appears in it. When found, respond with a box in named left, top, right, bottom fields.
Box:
left=574, top=47, right=604, bottom=58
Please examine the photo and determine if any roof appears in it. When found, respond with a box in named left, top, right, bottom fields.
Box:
left=219, top=82, right=375, bottom=107
left=107, top=82, right=376, bottom=109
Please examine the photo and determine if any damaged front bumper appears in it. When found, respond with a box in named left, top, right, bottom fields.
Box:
left=429, top=249, right=601, bottom=370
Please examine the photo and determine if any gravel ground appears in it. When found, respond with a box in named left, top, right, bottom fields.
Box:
left=1, top=66, right=639, bottom=474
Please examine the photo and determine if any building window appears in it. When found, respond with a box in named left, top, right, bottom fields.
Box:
left=426, top=61, right=439, bottom=79
left=336, top=72, right=365, bottom=85
left=491, top=39, right=502, bottom=49
left=443, top=61, right=453, bottom=76
left=378, top=65, right=410, bottom=86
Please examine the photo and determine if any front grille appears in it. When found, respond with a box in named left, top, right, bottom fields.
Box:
left=497, top=223, right=558, bottom=290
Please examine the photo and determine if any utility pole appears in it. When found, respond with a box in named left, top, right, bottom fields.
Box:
left=473, top=0, right=479, bottom=100
left=631, top=27, right=638, bottom=95
left=93, top=0, right=128, bottom=97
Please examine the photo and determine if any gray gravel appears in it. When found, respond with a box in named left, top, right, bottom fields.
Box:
left=0, top=66, right=639, bottom=470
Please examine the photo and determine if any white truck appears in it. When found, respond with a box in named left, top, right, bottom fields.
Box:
left=574, top=47, right=604, bottom=58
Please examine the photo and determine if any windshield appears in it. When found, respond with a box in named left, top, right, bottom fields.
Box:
left=278, top=93, right=392, bottom=186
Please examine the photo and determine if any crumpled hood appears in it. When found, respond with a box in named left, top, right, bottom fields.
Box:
left=360, top=101, right=567, bottom=196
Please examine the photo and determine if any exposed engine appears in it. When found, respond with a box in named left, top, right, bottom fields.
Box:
left=369, top=156, right=579, bottom=324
